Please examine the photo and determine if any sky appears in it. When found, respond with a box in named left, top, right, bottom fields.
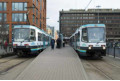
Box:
left=47, top=0, right=120, bottom=30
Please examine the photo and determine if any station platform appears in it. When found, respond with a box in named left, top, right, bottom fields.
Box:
left=16, top=45, right=88, bottom=80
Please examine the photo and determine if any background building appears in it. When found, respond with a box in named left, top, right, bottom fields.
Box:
left=46, top=25, right=55, bottom=38
left=0, top=0, right=46, bottom=43
left=60, top=9, right=120, bottom=42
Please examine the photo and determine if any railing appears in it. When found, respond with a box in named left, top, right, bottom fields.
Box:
left=107, top=42, right=120, bottom=58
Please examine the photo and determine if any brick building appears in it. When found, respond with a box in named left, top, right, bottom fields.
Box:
left=0, top=0, right=46, bottom=43
left=59, top=9, right=120, bottom=42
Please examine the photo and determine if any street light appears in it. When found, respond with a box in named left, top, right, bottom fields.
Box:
left=96, top=5, right=101, bottom=23
left=57, top=20, right=61, bottom=35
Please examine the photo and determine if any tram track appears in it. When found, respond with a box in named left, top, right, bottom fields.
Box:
left=0, top=59, right=29, bottom=74
left=0, top=56, right=17, bottom=64
left=0, top=55, right=34, bottom=74
left=86, top=60, right=113, bottom=80
left=81, top=56, right=120, bottom=80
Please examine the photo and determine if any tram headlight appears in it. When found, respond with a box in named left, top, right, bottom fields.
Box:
left=102, top=46, right=106, bottom=50
left=88, top=45, right=93, bottom=50
left=88, top=47, right=91, bottom=50
left=101, top=45, right=106, bottom=50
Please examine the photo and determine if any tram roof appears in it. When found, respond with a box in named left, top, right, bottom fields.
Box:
left=81, top=24, right=105, bottom=28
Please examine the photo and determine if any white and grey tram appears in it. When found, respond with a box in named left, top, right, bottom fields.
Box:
left=70, top=24, right=106, bottom=58
left=13, top=25, right=53, bottom=57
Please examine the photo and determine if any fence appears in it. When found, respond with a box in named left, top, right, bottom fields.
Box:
left=106, top=42, right=120, bottom=58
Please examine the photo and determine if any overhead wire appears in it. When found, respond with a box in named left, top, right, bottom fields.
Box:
left=85, top=0, right=93, bottom=10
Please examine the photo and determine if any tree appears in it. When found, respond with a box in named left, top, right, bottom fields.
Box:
left=0, top=14, right=9, bottom=45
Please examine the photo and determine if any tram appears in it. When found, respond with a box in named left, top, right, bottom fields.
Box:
left=70, top=24, right=106, bottom=58
left=12, top=25, right=53, bottom=57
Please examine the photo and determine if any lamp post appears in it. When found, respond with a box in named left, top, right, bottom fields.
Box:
left=57, top=20, right=61, bottom=36
left=96, top=5, right=101, bottom=23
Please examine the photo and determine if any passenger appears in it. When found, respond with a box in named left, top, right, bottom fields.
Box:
left=51, top=39, right=55, bottom=50
left=56, top=38, right=61, bottom=48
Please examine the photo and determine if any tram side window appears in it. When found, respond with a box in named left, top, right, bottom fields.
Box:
left=43, top=35, right=46, bottom=41
left=46, top=36, right=47, bottom=41
left=82, top=28, right=88, bottom=42
left=38, top=33, right=42, bottom=41
left=44, top=36, right=46, bottom=41
left=30, top=29, right=36, bottom=42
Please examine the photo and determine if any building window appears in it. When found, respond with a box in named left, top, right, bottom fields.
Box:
left=40, top=13, right=42, bottom=19
left=40, top=21, right=41, bottom=28
left=0, top=2, right=6, bottom=11
left=0, top=13, right=7, bottom=21
left=36, top=18, right=38, bottom=24
left=36, top=9, right=38, bottom=16
left=40, top=0, right=42, bottom=11
left=24, top=3, right=27, bottom=11
left=33, top=5, right=35, bottom=13
left=12, top=2, right=27, bottom=11
left=24, top=14, right=27, bottom=22
left=12, top=13, right=27, bottom=22
left=36, top=0, right=38, bottom=6
left=33, top=15, right=35, bottom=23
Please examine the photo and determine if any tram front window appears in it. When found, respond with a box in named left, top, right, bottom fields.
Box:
left=14, top=28, right=30, bottom=42
left=88, top=27, right=105, bottom=43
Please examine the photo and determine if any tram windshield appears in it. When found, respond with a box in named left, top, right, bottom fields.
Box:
left=13, top=28, right=30, bottom=42
left=87, top=27, right=105, bottom=43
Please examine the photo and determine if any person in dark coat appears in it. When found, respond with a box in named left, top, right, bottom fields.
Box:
left=51, top=39, right=55, bottom=50
left=56, top=38, right=61, bottom=48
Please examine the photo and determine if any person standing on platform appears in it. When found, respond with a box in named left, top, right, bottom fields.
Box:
left=56, top=38, right=61, bottom=48
left=51, top=39, right=55, bottom=50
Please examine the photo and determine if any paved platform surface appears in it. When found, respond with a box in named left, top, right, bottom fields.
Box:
left=16, top=46, right=88, bottom=80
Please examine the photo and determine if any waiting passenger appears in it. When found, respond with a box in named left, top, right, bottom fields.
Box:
left=51, top=39, right=55, bottom=50
left=56, top=38, right=61, bottom=48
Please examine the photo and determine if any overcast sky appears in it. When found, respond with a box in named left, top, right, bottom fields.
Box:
left=47, top=0, right=120, bottom=30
